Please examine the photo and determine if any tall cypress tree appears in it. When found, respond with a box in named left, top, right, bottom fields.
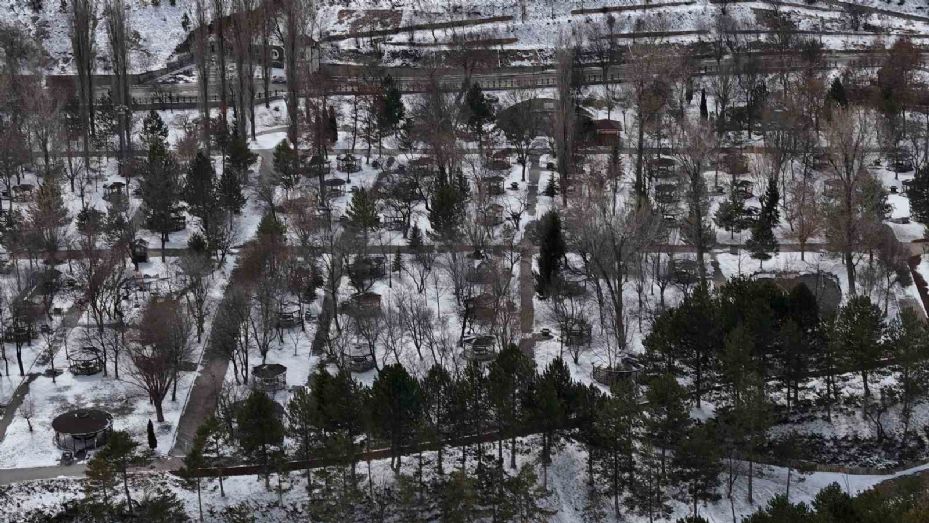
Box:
left=747, top=176, right=780, bottom=267
left=536, top=210, right=566, bottom=297
left=184, top=151, right=217, bottom=233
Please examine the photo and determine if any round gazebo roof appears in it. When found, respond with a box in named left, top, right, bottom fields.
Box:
left=52, top=409, right=113, bottom=436
left=253, top=363, right=287, bottom=379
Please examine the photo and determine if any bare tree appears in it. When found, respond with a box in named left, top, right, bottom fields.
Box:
left=553, top=44, right=577, bottom=207
left=674, top=118, right=718, bottom=284
left=70, top=0, right=97, bottom=174
left=104, top=0, right=132, bottom=180
left=278, top=0, right=315, bottom=145
left=192, top=0, right=212, bottom=152
left=822, top=108, right=879, bottom=296
left=785, top=176, right=820, bottom=260
left=129, top=298, right=192, bottom=422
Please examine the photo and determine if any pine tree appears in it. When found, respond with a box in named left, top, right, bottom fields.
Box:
left=699, top=88, right=708, bottom=120
left=225, top=129, right=257, bottom=182
left=184, top=151, right=217, bottom=227
left=429, top=180, right=465, bottom=243
left=97, top=431, right=149, bottom=512
left=237, top=390, right=285, bottom=487
left=140, top=146, right=182, bottom=257
left=218, top=166, right=246, bottom=215
left=643, top=372, right=691, bottom=480
left=146, top=419, right=157, bottom=450
left=408, top=223, right=424, bottom=251
left=378, top=75, right=405, bottom=136
left=828, top=77, right=848, bottom=108
left=673, top=423, right=722, bottom=518
left=832, top=296, right=885, bottom=398
left=747, top=176, right=780, bottom=267
left=714, top=182, right=747, bottom=239
left=371, top=364, right=422, bottom=471
left=179, top=421, right=207, bottom=521
left=140, top=109, right=169, bottom=160
left=593, top=378, right=640, bottom=518
left=345, top=186, right=380, bottom=242
left=85, top=448, right=119, bottom=509
left=392, top=247, right=403, bottom=274
left=463, top=82, right=494, bottom=150
left=29, top=173, right=70, bottom=260
left=273, top=139, right=300, bottom=192
left=536, top=210, right=566, bottom=297
left=488, top=345, right=536, bottom=469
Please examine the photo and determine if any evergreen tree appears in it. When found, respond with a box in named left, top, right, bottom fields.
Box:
left=370, top=363, right=423, bottom=472
left=440, top=470, right=479, bottom=522
left=593, top=378, right=640, bottom=518
left=179, top=420, right=208, bottom=521
left=140, top=144, right=182, bottom=257
left=699, top=88, right=708, bottom=119
left=378, top=75, right=405, bottom=136
left=714, top=182, right=747, bottom=239
left=532, top=357, right=573, bottom=489
left=429, top=180, right=465, bottom=243
left=97, top=430, right=149, bottom=512
left=747, top=175, right=780, bottom=267
left=907, top=167, right=929, bottom=224
left=237, top=390, right=285, bottom=487
left=273, top=139, right=300, bottom=192
left=184, top=151, right=217, bottom=229
left=462, top=82, right=494, bottom=150
left=85, top=447, right=119, bottom=509
left=488, top=345, right=536, bottom=469
left=28, top=173, right=70, bottom=260
left=673, top=423, right=722, bottom=518
left=140, top=109, right=169, bottom=160
left=832, top=295, right=885, bottom=397
left=225, top=129, right=257, bottom=182
left=146, top=419, right=157, bottom=450
left=643, top=372, right=691, bottom=479
left=535, top=210, right=566, bottom=297
left=345, top=186, right=380, bottom=242
left=421, top=364, right=455, bottom=476
left=408, top=223, right=424, bottom=251
left=887, top=309, right=929, bottom=442
left=828, top=77, right=848, bottom=108
left=392, top=247, right=403, bottom=274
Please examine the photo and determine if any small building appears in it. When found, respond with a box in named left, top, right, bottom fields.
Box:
left=276, top=306, right=304, bottom=329
left=52, top=408, right=113, bottom=453
left=346, top=291, right=381, bottom=316
left=307, top=154, right=332, bottom=177
left=130, top=238, right=149, bottom=264
left=102, top=182, right=125, bottom=202
left=252, top=363, right=287, bottom=393
left=337, top=154, right=360, bottom=173
left=589, top=119, right=622, bottom=147
left=347, top=347, right=376, bottom=372
left=479, top=175, right=505, bottom=196
left=477, top=203, right=504, bottom=227
left=11, top=183, right=34, bottom=202
left=561, top=318, right=592, bottom=347
left=462, top=334, right=497, bottom=362
left=647, top=157, right=677, bottom=179
left=323, top=178, right=347, bottom=196
left=68, top=346, right=104, bottom=376
left=592, top=355, right=644, bottom=387
left=409, top=156, right=435, bottom=177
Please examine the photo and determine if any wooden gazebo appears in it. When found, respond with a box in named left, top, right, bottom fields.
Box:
left=52, top=408, right=113, bottom=452
left=252, top=363, right=287, bottom=393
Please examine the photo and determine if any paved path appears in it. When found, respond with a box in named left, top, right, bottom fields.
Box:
left=0, top=302, right=85, bottom=443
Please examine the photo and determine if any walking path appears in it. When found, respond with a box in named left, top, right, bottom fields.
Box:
left=0, top=302, right=85, bottom=443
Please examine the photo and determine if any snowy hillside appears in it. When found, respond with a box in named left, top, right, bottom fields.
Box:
left=4, top=0, right=929, bottom=74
